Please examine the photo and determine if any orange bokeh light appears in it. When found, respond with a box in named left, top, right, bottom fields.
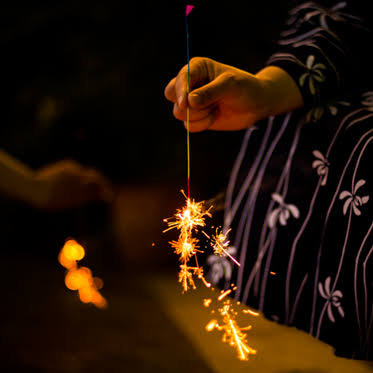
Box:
left=58, top=239, right=107, bottom=309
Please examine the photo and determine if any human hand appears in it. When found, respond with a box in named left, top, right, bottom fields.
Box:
left=165, top=57, right=303, bottom=132
left=165, top=57, right=269, bottom=132
left=30, top=160, right=114, bottom=210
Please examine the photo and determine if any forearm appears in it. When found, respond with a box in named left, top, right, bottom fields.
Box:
left=256, top=65, right=304, bottom=118
left=0, top=150, right=40, bottom=205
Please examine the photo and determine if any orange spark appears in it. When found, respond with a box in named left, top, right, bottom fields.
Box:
left=170, top=235, right=199, bottom=261
left=206, top=300, right=257, bottom=361
left=218, top=289, right=232, bottom=301
left=204, top=228, right=240, bottom=267
left=178, top=264, right=196, bottom=292
left=163, top=194, right=212, bottom=234
left=204, top=298, right=212, bottom=307
left=163, top=192, right=212, bottom=291
left=205, top=319, right=217, bottom=331
left=242, top=309, right=260, bottom=316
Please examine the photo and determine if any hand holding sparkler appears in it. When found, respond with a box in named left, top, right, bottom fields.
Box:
left=165, top=59, right=304, bottom=132
left=163, top=5, right=257, bottom=361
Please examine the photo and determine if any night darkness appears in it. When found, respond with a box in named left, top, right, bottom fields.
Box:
left=0, top=1, right=293, bottom=372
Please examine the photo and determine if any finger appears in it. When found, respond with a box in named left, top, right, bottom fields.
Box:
left=175, top=57, right=211, bottom=110
left=173, top=103, right=211, bottom=122
left=184, top=113, right=216, bottom=133
left=164, top=77, right=177, bottom=103
left=189, top=72, right=234, bottom=109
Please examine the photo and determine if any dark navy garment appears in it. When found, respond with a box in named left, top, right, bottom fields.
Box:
left=207, top=1, right=372, bottom=360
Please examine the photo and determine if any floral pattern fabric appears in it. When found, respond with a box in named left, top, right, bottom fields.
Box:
left=211, top=1, right=372, bottom=360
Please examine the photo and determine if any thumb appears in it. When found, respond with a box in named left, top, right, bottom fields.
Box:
left=188, top=72, right=233, bottom=109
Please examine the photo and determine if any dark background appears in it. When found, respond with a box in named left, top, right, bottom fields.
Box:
left=0, top=1, right=289, bottom=371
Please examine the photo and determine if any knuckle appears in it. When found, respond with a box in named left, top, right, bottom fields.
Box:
left=173, top=104, right=185, bottom=120
left=223, top=71, right=238, bottom=85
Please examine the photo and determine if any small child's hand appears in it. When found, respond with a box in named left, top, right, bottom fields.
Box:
left=31, top=160, right=114, bottom=210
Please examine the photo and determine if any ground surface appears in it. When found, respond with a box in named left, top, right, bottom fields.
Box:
left=1, top=254, right=372, bottom=373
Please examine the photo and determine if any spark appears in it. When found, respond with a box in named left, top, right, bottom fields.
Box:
left=218, top=289, right=232, bottom=301
left=170, top=235, right=199, bottom=261
left=205, top=319, right=217, bottom=331
left=270, top=271, right=276, bottom=275
left=203, top=298, right=212, bottom=307
left=242, top=309, right=260, bottom=316
left=204, top=228, right=240, bottom=267
left=163, top=192, right=212, bottom=234
left=178, top=264, right=196, bottom=292
left=206, top=300, right=257, bottom=361
left=163, top=192, right=212, bottom=291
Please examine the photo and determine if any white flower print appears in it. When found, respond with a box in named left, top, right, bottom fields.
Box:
left=268, top=193, right=300, bottom=228
left=339, top=179, right=370, bottom=216
left=207, top=246, right=236, bottom=284
left=318, top=276, right=344, bottom=323
left=312, top=150, right=329, bottom=186
left=361, top=92, right=373, bottom=111
left=305, top=101, right=349, bottom=123
left=299, top=55, right=326, bottom=95
left=303, top=2, right=349, bottom=29
left=287, top=1, right=360, bottom=31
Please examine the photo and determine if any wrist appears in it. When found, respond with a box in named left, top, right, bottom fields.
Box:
left=255, top=66, right=304, bottom=117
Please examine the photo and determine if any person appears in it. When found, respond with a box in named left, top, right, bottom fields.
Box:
left=165, top=1, right=372, bottom=360
left=0, top=149, right=113, bottom=210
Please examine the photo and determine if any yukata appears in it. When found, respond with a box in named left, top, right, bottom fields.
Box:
left=208, top=1, right=372, bottom=360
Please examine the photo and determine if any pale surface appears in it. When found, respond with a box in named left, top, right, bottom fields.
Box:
left=153, top=276, right=373, bottom=373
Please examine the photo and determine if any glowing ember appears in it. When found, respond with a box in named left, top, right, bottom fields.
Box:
left=163, top=193, right=212, bottom=234
left=206, top=300, right=257, bottom=361
left=218, top=289, right=232, bottom=301
left=203, top=228, right=240, bottom=267
left=170, top=235, right=199, bottom=261
left=58, top=239, right=107, bottom=309
left=163, top=192, right=212, bottom=291
left=205, top=319, right=217, bottom=331
left=242, top=309, right=260, bottom=316
left=204, top=298, right=212, bottom=307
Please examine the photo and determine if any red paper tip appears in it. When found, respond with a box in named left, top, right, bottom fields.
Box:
left=186, top=5, right=194, bottom=16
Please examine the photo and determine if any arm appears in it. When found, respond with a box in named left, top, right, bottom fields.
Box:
left=0, top=149, right=38, bottom=205
left=0, top=150, right=113, bottom=210
left=267, top=1, right=370, bottom=110
left=165, top=2, right=369, bottom=131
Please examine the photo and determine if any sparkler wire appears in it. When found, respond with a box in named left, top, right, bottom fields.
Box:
left=186, top=9, right=191, bottom=198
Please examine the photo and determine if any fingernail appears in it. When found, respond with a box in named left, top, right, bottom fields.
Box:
left=178, top=95, right=184, bottom=107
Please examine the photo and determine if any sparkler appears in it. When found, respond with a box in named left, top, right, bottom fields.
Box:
left=58, top=239, right=107, bottom=309
left=162, top=5, right=259, bottom=361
